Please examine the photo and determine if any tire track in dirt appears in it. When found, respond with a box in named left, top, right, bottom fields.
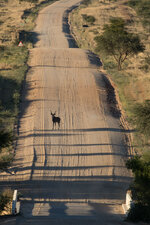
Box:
left=0, top=1, right=133, bottom=224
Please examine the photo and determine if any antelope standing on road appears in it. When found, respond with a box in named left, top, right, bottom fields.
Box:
left=51, top=111, right=61, bottom=129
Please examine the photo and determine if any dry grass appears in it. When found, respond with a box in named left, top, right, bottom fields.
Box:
left=0, top=0, right=55, bottom=170
left=0, top=188, right=13, bottom=215
left=70, top=0, right=150, bottom=102
left=0, top=0, right=32, bottom=44
left=0, top=0, right=48, bottom=44
left=70, top=0, right=150, bottom=153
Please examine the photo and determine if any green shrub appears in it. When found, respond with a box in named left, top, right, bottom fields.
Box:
left=94, top=18, right=145, bottom=70
left=128, top=0, right=150, bottom=28
left=133, top=100, right=150, bottom=137
left=127, top=203, right=150, bottom=222
left=82, top=0, right=91, bottom=6
left=128, top=0, right=138, bottom=7
left=82, top=14, right=96, bottom=24
left=126, top=156, right=150, bottom=222
left=139, top=64, right=149, bottom=72
left=0, top=0, right=8, bottom=3
left=103, top=60, right=117, bottom=70
left=89, top=29, right=99, bottom=34
left=0, top=154, right=13, bottom=170
left=0, top=189, right=13, bottom=214
left=126, top=156, right=150, bottom=204
left=145, top=55, right=150, bottom=65
left=0, top=20, right=4, bottom=25
left=0, top=129, right=13, bottom=151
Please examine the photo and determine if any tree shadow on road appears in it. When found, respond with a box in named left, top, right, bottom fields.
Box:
left=33, top=127, right=135, bottom=133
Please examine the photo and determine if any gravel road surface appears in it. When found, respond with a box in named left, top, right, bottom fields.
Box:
left=0, top=0, right=133, bottom=224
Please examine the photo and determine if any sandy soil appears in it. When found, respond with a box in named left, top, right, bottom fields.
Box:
left=0, top=0, right=134, bottom=224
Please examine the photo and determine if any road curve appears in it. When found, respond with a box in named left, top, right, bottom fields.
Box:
left=0, top=0, right=132, bottom=224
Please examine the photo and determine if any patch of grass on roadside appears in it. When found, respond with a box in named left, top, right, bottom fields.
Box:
left=128, top=0, right=150, bottom=29
left=0, top=188, right=13, bottom=215
left=0, top=0, right=57, bottom=130
left=0, top=153, right=13, bottom=171
left=0, top=0, right=56, bottom=171
left=22, top=0, right=57, bottom=31
left=0, top=45, right=28, bottom=172
left=139, top=55, right=150, bottom=73
left=99, top=54, right=150, bottom=153
left=0, top=46, right=28, bottom=129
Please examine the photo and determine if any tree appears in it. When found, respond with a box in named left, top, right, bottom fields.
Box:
left=133, top=100, right=150, bottom=137
left=126, top=156, right=150, bottom=222
left=94, top=18, right=145, bottom=70
left=126, top=157, right=150, bottom=206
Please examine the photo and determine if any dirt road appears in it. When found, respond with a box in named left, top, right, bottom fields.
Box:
left=0, top=0, right=133, bottom=224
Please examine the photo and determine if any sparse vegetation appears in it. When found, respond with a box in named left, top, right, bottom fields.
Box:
left=128, top=0, right=150, bottom=28
left=82, top=0, right=91, bottom=6
left=0, top=44, right=28, bottom=171
left=0, top=20, right=4, bottom=26
left=133, top=100, right=150, bottom=137
left=0, top=189, right=13, bottom=214
left=94, top=18, right=145, bottom=70
left=70, top=0, right=150, bottom=149
left=82, top=14, right=96, bottom=25
left=0, top=0, right=56, bottom=172
left=0, top=45, right=28, bottom=128
left=0, top=129, right=13, bottom=150
left=0, top=154, right=13, bottom=171
left=70, top=0, right=150, bottom=222
left=126, top=155, right=150, bottom=222
left=126, top=100, right=150, bottom=222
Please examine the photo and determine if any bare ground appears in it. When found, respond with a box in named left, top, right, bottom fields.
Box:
left=0, top=0, right=134, bottom=224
